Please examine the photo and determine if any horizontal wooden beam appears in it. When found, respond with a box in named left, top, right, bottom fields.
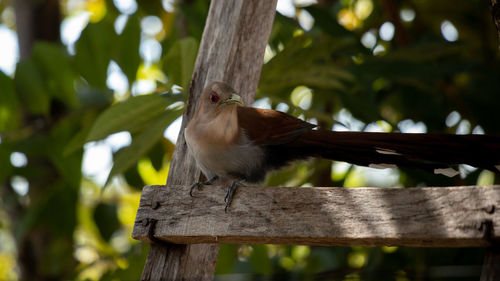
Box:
left=132, top=185, right=500, bottom=247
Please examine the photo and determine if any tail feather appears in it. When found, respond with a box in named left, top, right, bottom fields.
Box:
left=293, top=130, right=500, bottom=173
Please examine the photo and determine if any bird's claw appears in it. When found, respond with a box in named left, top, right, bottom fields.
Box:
left=224, top=181, right=242, bottom=213
left=189, top=176, right=241, bottom=212
left=189, top=175, right=219, bottom=197
left=189, top=182, right=202, bottom=197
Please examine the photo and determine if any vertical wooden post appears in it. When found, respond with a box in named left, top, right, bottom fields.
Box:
left=490, top=0, right=500, bottom=45
left=139, top=0, right=278, bottom=280
left=481, top=247, right=500, bottom=281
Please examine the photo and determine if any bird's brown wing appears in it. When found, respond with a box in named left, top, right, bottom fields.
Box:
left=237, top=107, right=316, bottom=145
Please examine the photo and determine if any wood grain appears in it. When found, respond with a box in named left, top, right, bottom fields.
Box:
left=490, top=0, right=500, bottom=46
left=133, top=185, right=500, bottom=247
left=481, top=247, right=500, bottom=281
left=140, top=0, right=278, bottom=280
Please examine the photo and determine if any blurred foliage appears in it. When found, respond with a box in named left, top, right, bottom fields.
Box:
left=0, top=0, right=499, bottom=280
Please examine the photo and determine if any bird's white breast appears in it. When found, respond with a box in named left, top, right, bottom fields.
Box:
left=185, top=106, right=264, bottom=181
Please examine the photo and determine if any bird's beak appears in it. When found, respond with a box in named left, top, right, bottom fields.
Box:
left=221, top=93, right=244, bottom=106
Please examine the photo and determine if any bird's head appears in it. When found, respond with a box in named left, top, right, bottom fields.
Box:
left=199, top=82, right=244, bottom=112
left=189, top=81, right=244, bottom=140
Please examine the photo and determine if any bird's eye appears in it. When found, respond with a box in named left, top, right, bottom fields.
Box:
left=209, top=92, right=220, bottom=104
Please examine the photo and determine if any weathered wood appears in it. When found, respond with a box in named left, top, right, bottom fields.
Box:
left=490, top=0, right=500, bottom=46
left=133, top=185, right=500, bottom=247
left=140, top=243, right=219, bottom=281
left=140, top=0, right=278, bottom=280
left=481, top=247, right=500, bottom=281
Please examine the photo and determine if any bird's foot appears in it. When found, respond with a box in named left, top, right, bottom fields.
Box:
left=224, top=181, right=243, bottom=212
left=189, top=182, right=202, bottom=197
left=189, top=175, right=219, bottom=197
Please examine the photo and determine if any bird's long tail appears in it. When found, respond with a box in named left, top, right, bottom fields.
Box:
left=294, top=130, right=500, bottom=174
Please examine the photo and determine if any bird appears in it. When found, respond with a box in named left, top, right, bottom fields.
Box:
left=184, top=81, right=500, bottom=211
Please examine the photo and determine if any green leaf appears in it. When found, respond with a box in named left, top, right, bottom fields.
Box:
left=48, top=117, right=85, bottom=187
left=123, top=164, right=145, bottom=189
left=63, top=125, right=92, bottom=156
left=216, top=244, right=238, bottom=274
left=39, top=183, right=78, bottom=237
left=63, top=109, right=103, bottom=156
left=0, top=71, right=20, bottom=131
left=75, top=20, right=116, bottom=89
left=260, top=35, right=355, bottom=95
left=249, top=245, right=273, bottom=275
left=100, top=244, right=149, bottom=281
left=176, top=1, right=210, bottom=39
left=304, top=6, right=352, bottom=38
left=86, top=93, right=179, bottom=142
left=0, top=141, right=13, bottom=183
left=76, top=84, right=114, bottom=107
left=163, top=37, right=198, bottom=89
left=148, top=141, right=166, bottom=171
left=14, top=60, right=50, bottom=115
left=93, top=203, right=120, bottom=241
left=32, top=42, right=78, bottom=108
left=262, top=64, right=353, bottom=93
left=17, top=181, right=78, bottom=241
left=136, top=0, right=163, bottom=14
left=106, top=108, right=182, bottom=185
left=113, top=15, right=141, bottom=84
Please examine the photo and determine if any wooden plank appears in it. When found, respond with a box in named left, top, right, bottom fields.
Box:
left=139, top=0, right=278, bottom=280
left=133, top=185, right=500, bottom=247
